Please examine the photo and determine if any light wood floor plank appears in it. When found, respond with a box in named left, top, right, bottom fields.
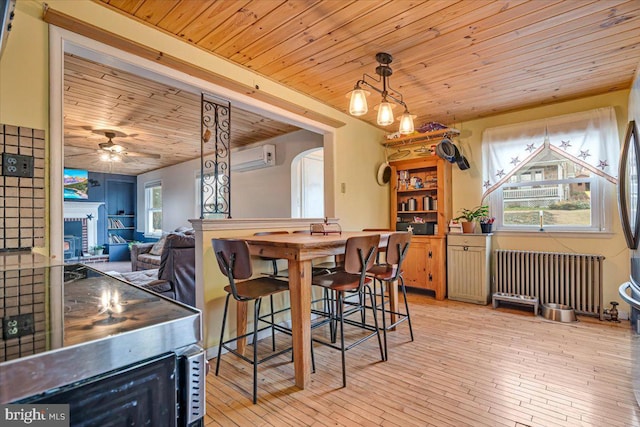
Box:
left=205, top=292, right=640, bottom=426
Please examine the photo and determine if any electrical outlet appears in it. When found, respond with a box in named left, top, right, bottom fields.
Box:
left=2, top=153, right=34, bottom=177
left=2, top=313, right=35, bottom=340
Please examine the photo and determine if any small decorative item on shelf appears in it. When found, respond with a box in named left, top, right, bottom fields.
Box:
left=91, top=245, right=105, bottom=256
left=479, top=216, right=495, bottom=234
left=416, top=122, right=447, bottom=133
left=399, top=170, right=409, bottom=190
left=448, top=220, right=463, bottom=234
left=453, top=205, right=489, bottom=234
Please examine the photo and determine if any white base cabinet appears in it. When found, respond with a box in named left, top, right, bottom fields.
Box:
left=447, top=234, right=492, bottom=304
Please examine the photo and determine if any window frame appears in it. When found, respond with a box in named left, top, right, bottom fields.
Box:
left=489, top=166, right=609, bottom=233
left=144, top=180, right=162, bottom=237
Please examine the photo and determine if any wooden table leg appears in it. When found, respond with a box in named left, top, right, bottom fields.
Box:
left=388, top=280, right=399, bottom=331
left=236, top=300, right=248, bottom=355
left=287, top=258, right=312, bottom=389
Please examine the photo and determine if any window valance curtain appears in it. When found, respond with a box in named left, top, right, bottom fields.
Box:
left=481, top=107, right=620, bottom=200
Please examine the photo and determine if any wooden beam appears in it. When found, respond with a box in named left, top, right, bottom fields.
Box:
left=43, top=7, right=346, bottom=129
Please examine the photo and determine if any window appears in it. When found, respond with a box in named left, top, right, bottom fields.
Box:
left=492, top=149, right=602, bottom=231
left=482, top=107, right=619, bottom=233
left=144, top=181, right=162, bottom=236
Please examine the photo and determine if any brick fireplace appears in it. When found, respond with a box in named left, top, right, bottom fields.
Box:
left=63, top=202, right=103, bottom=258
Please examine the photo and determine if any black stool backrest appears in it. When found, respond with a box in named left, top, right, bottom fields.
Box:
left=212, top=237, right=253, bottom=276
left=344, top=235, right=380, bottom=275
left=385, top=232, right=412, bottom=265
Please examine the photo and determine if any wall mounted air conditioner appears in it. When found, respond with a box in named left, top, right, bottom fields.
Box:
left=231, top=144, right=275, bottom=172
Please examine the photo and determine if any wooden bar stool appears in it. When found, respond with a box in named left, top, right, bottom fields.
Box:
left=367, top=232, right=414, bottom=360
left=311, top=234, right=384, bottom=387
left=212, top=238, right=292, bottom=404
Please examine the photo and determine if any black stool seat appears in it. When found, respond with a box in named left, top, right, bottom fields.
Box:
left=313, top=271, right=374, bottom=292
left=224, top=277, right=288, bottom=300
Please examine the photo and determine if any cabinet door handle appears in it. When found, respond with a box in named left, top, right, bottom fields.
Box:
left=428, top=273, right=433, bottom=282
left=428, top=251, right=432, bottom=258
left=464, top=246, right=469, bottom=251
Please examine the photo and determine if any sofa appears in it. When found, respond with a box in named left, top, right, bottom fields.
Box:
left=130, top=226, right=194, bottom=271
left=130, top=241, right=162, bottom=271
left=114, top=232, right=196, bottom=306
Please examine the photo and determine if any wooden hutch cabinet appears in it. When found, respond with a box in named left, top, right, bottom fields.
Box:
left=388, top=132, right=453, bottom=300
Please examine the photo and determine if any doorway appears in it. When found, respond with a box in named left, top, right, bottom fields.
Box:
left=291, top=148, right=324, bottom=218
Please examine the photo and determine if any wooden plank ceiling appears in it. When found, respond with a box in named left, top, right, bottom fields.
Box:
left=64, top=54, right=300, bottom=175
left=96, top=0, right=640, bottom=130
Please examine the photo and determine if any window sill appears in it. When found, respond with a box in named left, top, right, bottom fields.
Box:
left=492, top=229, right=614, bottom=238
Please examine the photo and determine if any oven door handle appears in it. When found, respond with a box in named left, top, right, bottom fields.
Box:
left=619, top=282, right=640, bottom=310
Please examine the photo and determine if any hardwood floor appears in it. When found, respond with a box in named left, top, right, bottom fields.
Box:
left=205, top=292, right=640, bottom=426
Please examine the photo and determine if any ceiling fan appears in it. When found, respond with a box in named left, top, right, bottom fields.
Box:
left=67, top=131, right=161, bottom=163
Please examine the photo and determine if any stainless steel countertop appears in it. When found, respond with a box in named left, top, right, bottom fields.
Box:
left=0, top=264, right=201, bottom=403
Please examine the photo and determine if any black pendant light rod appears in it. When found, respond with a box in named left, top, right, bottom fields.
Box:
left=352, top=52, right=407, bottom=109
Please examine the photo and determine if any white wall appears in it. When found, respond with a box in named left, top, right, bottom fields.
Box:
left=136, top=129, right=323, bottom=232
left=232, top=131, right=322, bottom=218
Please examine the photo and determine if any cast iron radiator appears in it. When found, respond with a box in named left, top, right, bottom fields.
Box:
left=494, top=250, right=605, bottom=319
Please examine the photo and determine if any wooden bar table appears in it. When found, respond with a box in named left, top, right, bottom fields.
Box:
left=239, top=231, right=389, bottom=389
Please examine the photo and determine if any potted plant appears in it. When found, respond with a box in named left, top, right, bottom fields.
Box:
left=479, top=215, right=495, bottom=233
left=453, top=205, right=489, bottom=233
left=92, top=245, right=105, bottom=256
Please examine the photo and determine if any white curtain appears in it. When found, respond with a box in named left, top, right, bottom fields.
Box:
left=481, top=107, right=619, bottom=200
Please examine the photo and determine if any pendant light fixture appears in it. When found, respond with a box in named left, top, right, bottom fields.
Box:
left=347, top=52, right=415, bottom=134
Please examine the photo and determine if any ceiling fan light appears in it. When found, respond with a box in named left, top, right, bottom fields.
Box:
left=398, top=111, right=416, bottom=135
left=110, top=144, right=125, bottom=153
left=376, top=101, right=394, bottom=126
left=348, top=88, right=369, bottom=116
left=99, top=152, right=111, bottom=162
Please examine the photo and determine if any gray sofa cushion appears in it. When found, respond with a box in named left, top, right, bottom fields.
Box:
left=138, top=253, right=161, bottom=265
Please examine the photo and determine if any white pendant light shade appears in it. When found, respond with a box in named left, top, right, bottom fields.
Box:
left=376, top=101, right=394, bottom=126
left=348, top=88, right=369, bottom=116
left=398, top=111, right=415, bottom=135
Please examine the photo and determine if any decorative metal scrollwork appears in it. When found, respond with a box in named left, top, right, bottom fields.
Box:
left=201, top=94, right=231, bottom=219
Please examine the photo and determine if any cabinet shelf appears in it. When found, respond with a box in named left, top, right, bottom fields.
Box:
left=383, top=128, right=460, bottom=148
left=398, top=187, right=437, bottom=193
left=106, top=179, right=136, bottom=262
left=398, top=210, right=437, bottom=214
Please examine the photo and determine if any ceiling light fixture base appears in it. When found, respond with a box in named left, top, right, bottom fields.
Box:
left=347, top=52, right=415, bottom=134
